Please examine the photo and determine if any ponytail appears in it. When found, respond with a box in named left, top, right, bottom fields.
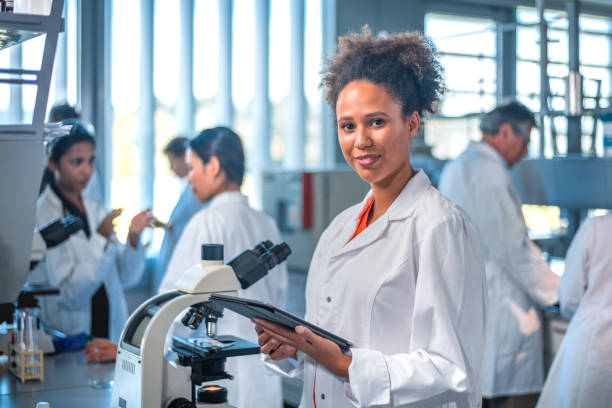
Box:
left=39, top=167, right=55, bottom=196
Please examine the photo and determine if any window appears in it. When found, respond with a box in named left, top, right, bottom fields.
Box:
left=269, top=0, right=290, bottom=164
left=193, top=1, right=219, bottom=131
left=0, top=0, right=77, bottom=124
left=152, top=0, right=182, bottom=249
left=269, top=0, right=323, bottom=167
left=108, top=0, right=326, bottom=242
left=232, top=0, right=256, bottom=150
left=110, top=0, right=141, bottom=240
left=516, top=7, right=612, bottom=157
left=424, top=13, right=497, bottom=159
left=304, top=0, right=323, bottom=166
left=47, top=0, right=78, bottom=110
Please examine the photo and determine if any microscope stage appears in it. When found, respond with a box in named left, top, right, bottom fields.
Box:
left=171, top=335, right=260, bottom=361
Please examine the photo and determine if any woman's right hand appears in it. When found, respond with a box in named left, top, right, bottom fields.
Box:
left=254, top=321, right=298, bottom=361
left=96, top=208, right=123, bottom=238
left=85, top=338, right=118, bottom=363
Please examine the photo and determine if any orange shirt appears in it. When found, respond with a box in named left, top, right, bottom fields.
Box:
left=349, top=196, right=375, bottom=242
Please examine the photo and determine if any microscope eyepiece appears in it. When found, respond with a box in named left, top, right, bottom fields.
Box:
left=251, top=240, right=273, bottom=256
left=259, top=243, right=291, bottom=270
left=228, top=241, right=292, bottom=289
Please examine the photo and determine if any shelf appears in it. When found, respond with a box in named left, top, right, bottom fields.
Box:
left=0, top=12, right=64, bottom=51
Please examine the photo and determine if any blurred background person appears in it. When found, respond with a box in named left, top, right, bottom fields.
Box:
left=537, top=214, right=612, bottom=408
left=152, top=136, right=208, bottom=291
left=439, top=101, right=559, bottom=408
left=160, top=127, right=288, bottom=408
left=31, top=122, right=157, bottom=343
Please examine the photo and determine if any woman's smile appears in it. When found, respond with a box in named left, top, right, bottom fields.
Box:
left=354, top=153, right=381, bottom=168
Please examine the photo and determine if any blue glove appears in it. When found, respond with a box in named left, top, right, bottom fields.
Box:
left=52, top=331, right=88, bottom=352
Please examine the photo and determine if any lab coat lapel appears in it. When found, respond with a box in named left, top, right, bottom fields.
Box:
left=329, top=170, right=430, bottom=259
left=332, top=211, right=390, bottom=258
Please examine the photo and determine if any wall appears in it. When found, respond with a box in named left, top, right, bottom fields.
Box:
left=336, top=0, right=426, bottom=36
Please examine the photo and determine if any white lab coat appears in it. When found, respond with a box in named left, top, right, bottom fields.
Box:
left=438, top=141, right=559, bottom=397
left=537, top=214, right=612, bottom=407
left=265, top=170, right=487, bottom=408
left=29, top=187, right=146, bottom=343
left=153, top=184, right=207, bottom=291
left=161, top=190, right=288, bottom=408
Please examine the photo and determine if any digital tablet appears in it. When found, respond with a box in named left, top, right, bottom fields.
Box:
left=209, top=293, right=353, bottom=352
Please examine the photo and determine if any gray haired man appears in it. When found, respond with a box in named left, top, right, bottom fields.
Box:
left=438, top=101, right=559, bottom=408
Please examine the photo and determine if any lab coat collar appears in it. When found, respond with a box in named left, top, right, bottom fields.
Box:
left=207, top=190, right=247, bottom=209
left=330, top=170, right=431, bottom=258
left=468, top=141, right=507, bottom=168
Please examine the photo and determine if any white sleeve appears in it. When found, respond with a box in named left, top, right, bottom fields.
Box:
left=90, top=203, right=146, bottom=289
left=43, top=231, right=109, bottom=310
left=559, top=219, right=591, bottom=319
left=470, top=181, right=559, bottom=307
left=347, top=215, right=487, bottom=407
left=262, top=352, right=304, bottom=378
left=114, top=235, right=146, bottom=289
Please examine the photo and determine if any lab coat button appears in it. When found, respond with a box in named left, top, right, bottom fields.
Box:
left=326, top=296, right=331, bottom=302
left=321, top=393, right=326, bottom=399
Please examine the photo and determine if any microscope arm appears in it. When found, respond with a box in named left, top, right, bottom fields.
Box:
left=114, top=264, right=241, bottom=407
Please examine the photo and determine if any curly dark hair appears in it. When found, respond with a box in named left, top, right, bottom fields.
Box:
left=320, top=27, right=445, bottom=117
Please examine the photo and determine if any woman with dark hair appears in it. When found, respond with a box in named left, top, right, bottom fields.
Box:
left=254, top=28, right=487, bottom=407
left=31, top=123, right=156, bottom=344
left=160, top=126, right=288, bottom=408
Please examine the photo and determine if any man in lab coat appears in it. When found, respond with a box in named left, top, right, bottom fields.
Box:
left=438, top=101, right=559, bottom=408
left=153, top=136, right=207, bottom=291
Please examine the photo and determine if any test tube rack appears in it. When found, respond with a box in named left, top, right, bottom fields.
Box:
left=7, top=342, right=44, bottom=382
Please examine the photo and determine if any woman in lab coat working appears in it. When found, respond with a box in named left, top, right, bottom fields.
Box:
left=537, top=214, right=612, bottom=407
left=160, top=127, right=288, bottom=408
left=254, top=29, right=488, bottom=407
left=31, top=122, right=156, bottom=343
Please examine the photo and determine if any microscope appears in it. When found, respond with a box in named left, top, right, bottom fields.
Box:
left=111, top=241, right=291, bottom=408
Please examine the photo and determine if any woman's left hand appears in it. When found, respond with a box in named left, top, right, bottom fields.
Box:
left=253, top=317, right=352, bottom=378
left=128, top=209, right=160, bottom=247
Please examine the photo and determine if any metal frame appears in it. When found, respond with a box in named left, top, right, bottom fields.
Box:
left=0, top=0, right=66, bottom=303
left=139, top=0, right=155, bottom=210
left=0, top=1, right=65, bottom=139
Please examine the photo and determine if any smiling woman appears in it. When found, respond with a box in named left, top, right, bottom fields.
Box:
left=255, top=27, right=488, bottom=408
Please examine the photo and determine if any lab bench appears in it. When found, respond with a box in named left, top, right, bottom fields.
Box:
left=0, top=350, right=113, bottom=407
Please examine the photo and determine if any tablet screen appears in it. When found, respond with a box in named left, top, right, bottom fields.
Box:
left=209, top=293, right=352, bottom=352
